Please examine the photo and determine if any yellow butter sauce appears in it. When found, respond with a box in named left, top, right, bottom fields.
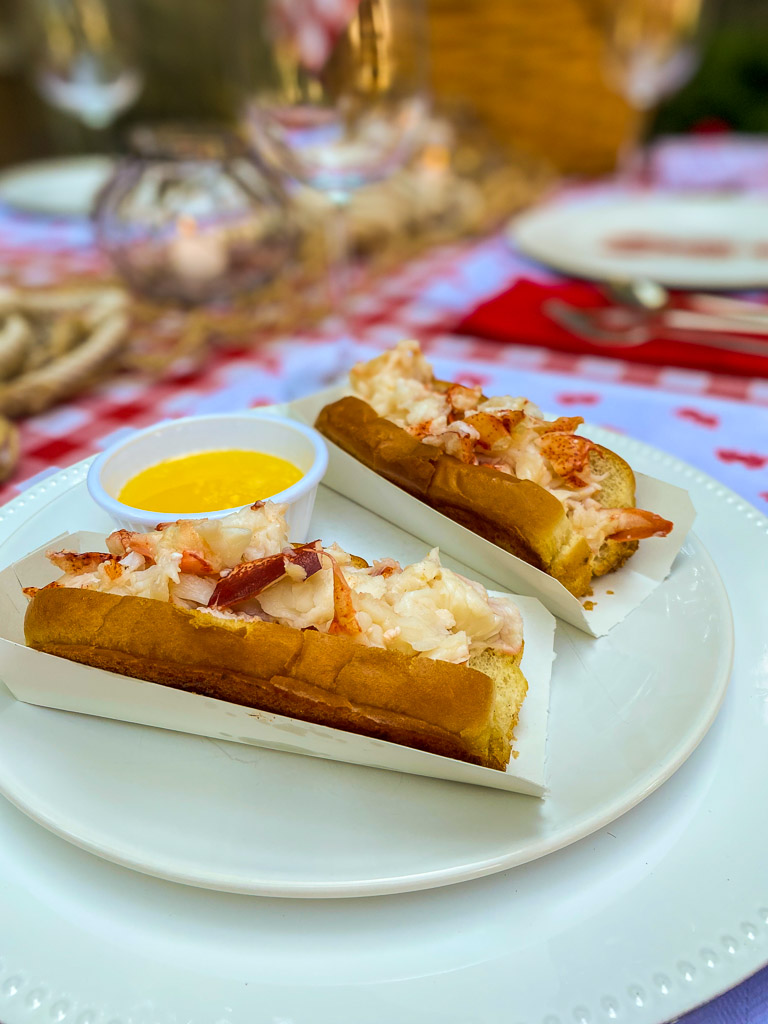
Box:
left=117, top=449, right=303, bottom=513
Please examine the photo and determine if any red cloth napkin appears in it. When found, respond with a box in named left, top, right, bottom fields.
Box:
left=455, top=278, right=768, bottom=379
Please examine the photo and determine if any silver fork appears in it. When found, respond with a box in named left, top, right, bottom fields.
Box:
left=544, top=298, right=768, bottom=354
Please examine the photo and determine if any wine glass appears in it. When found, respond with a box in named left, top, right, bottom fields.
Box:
left=600, top=0, right=707, bottom=180
left=32, top=0, right=142, bottom=130
left=237, top=0, right=430, bottom=354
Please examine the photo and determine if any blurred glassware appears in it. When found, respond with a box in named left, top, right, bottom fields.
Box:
left=93, top=125, right=300, bottom=306
left=93, top=113, right=550, bottom=378
left=240, top=0, right=430, bottom=198
left=602, top=0, right=704, bottom=110
left=599, top=0, right=707, bottom=177
left=237, top=0, right=430, bottom=343
left=32, top=0, right=142, bottom=129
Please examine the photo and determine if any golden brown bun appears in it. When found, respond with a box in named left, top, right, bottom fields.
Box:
left=587, top=445, right=639, bottom=577
left=468, top=647, right=528, bottom=771
left=315, top=396, right=593, bottom=596
left=24, top=587, right=526, bottom=772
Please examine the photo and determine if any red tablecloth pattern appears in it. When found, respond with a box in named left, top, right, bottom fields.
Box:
left=2, top=221, right=767, bottom=514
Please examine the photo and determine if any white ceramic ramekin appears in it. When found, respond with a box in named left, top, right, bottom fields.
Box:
left=86, top=412, right=328, bottom=541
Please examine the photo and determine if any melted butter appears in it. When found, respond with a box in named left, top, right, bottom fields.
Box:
left=118, top=449, right=303, bottom=513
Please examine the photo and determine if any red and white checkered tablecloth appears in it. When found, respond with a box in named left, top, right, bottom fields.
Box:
left=3, top=176, right=768, bottom=516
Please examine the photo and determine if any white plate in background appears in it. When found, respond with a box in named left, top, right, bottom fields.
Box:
left=0, top=155, right=113, bottom=217
left=511, top=194, right=768, bottom=289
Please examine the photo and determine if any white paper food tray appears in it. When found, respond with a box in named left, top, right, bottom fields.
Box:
left=279, top=386, right=696, bottom=637
left=0, top=530, right=556, bottom=796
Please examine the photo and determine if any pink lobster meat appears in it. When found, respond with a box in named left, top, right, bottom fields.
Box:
left=604, top=509, right=674, bottom=542
left=107, top=522, right=216, bottom=574
left=327, top=558, right=361, bottom=636
left=208, top=543, right=323, bottom=609
left=47, top=550, right=119, bottom=574
left=538, top=431, right=596, bottom=487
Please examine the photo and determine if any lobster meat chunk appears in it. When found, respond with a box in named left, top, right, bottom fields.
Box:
left=209, top=543, right=323, bottom=609
left=464, top=410, right=523, bottom=450
left=604, top=508, right=674, bottom=542
left=536, top=416, right=585, bottom=435
left=445, top=383, right=483, bottom=413
left=47, top=550, right=117, bottom=574
left=538, top=431, right=596, bottom=485
left=328, top=558, right=362, bottom=636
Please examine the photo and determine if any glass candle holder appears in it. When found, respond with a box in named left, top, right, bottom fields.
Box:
left=94, top=125, right=299, bottom=306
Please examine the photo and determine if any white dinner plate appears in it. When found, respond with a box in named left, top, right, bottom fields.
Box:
left=0, top=434, right=764, bottom=1024
left=0, top=155, right=114, bottom=217
left=0, top=439, right=730, bottom=898
left=511, top=193, right=768, bottom=289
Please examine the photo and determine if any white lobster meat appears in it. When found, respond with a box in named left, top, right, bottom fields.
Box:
left=32, top=504, right=523, bottom=666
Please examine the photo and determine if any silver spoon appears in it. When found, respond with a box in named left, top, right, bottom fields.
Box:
left=605, top=278, right=669, bottom=312
left=604, top=278, right=768, bottom=322
left=544, top=298, right=768, bottom=354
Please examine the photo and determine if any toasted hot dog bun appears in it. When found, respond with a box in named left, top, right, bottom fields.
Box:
left=315, top=396, right=644, bottom=596
left=24, top=587, right=527, bottom=772
left=316, top=395, right=605, bottom=595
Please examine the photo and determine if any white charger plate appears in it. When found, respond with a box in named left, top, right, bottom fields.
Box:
left=0, top=438, right=730, bottom=898
left=511, top=194, right=768, bottom=289
left=0, top=434, right=764, bottom=1024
